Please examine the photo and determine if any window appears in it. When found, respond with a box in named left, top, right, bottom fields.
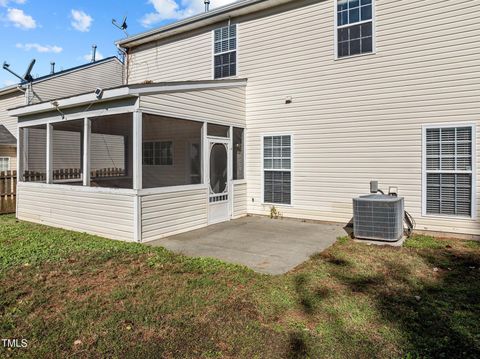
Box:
left=0, top=157, right=10, bottom=172
left=336, top=0, right=374, bottom=58
left=263, top=135, right=291, bottom=205
left=424, top=125, right=475, bottom=217
left=143, top=141, right=173, bottom=166
left=233, top=127, right=244, bottom=180
left=214, top=24, right=237, bottom=79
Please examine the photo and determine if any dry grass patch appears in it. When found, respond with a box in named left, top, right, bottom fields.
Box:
left=1, top=216, right=479, bottom=358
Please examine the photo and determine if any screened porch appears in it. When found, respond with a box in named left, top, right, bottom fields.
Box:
left=10, top=80, right=247, bottom=242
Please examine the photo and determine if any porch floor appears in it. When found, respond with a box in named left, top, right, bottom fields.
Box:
left=147, top=216, right=346, bottom=275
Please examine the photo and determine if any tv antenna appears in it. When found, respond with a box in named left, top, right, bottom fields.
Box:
left=2, top=59, right=36, bottom=83
left=112, top=16, right=128, bottom=37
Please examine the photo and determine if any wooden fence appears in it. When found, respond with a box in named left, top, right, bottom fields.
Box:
left=0, top=170, right=16, bottom=214
left=23, top=168, right=125, bottom=182
left=0, top=168, right=125, bottom=214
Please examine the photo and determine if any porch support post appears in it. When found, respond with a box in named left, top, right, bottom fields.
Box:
left=133, top=110, right=142, bottom=243
left=133, top=110, right=142, bottom=190
left=22, top=128, right=29, bottom=177
left=17, top=128, right=24, bottom=182
left=46, top=123, right=53, bottom=184
left=83, top=118, right=91, bottom=186
left=201, top=122, right=207, bottom=185
left=229, top=126, right=233, bottom=219
left=16, top=128, right=24, bottom=217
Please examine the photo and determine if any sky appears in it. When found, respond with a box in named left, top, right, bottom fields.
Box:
left=0, top=0, right=237, bottom=87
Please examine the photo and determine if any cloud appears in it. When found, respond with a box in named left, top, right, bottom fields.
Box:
left=6, top=8, right=36, bottom=29
left=0, top=0, right=27, bottom=7
left=70, top=9, right=92, bottom=32
left=82, top=50, right=104, bottom=62
left=16, top=43, right=63, bottom=53
left=141, top=0, right=237, bottom=27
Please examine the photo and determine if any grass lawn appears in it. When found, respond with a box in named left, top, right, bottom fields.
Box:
left=1, top=215, right=480, bottom=358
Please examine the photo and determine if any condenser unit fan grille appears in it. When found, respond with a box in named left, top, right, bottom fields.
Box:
left=353, top=195, right=404, bottom=241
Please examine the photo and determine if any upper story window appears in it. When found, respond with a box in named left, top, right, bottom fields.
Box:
left=214, top=24, right=237, bottom=79
left=336, top=0, right=374, bottom=58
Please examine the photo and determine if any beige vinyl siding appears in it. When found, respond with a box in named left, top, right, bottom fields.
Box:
left=29, top=59, right=124, bottom=104
left=128, top=30, right=212, bottom=83
left=141, top=187, right=208, bottom=242
left=17, top=182, right=135, bottom=241
left=127, top=0, right=480, bottom=237
left=232, top=182, right=247, bottom=218
left=140, top=87, right=246, bottom=127
left=240, top=0, right=480, bottom=237
left=0, top=91, right=24, bottom=137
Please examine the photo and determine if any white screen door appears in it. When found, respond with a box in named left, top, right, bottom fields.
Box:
left=208, top=138, right=231, bottom=224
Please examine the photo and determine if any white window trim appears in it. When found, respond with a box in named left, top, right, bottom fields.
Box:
left=334, top=0, right=376, bottom=60
left=261, top=133, right=294, bottom=207
left=211, top=23, right=239, bottom=80
left=0, top=157, right=11, bottom=171
left=421, top=123, right=477, bottom=220
left=142, top=140, right=174, bottom=166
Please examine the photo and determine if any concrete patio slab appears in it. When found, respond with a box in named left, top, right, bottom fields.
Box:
left=147, top=216, right=346, bottom=275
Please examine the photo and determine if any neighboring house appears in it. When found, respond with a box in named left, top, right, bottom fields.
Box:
left=0, top=123, right=16, bottom=172
left=8, top=0, right=480, bottom=241
left=0, top=85, right=24, bottom=172
left=0, top=57, right=124, bottom=173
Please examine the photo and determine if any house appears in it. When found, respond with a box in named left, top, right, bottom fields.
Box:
left=7, top=0, right=480, bottom=241
left=0, top=57, right=124, bottom=173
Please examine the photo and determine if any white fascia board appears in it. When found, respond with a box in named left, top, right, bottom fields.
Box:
left=9, top=80, right=247, bottom=117
left=9, top=87, right=132, bottom=117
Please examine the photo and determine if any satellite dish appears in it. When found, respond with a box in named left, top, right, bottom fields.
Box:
left=112, top=16, right=128, bottom=36
left=2, top=59, right=36, bottom=83
left=23, top=59, right=36, bottom=82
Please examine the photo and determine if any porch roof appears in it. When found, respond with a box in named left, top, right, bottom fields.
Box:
left=8, top=79, right=247, bottom=118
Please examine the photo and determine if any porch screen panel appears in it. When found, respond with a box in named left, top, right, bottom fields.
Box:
left=52, top=120, right=83, bottom=184
left=233, top=127, right=244, bottom=180
left=90, top=114, right=131, bottom=189
left=207, top=123, right=229, bottom=138
left=142, top=114, right=202, bottom=189
left=23, top=124, right=47, bottom=182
